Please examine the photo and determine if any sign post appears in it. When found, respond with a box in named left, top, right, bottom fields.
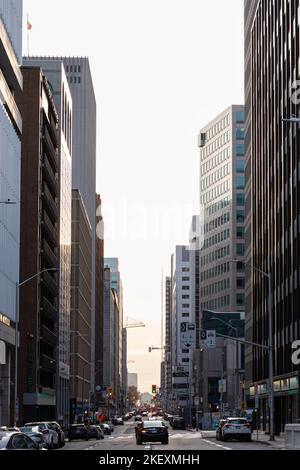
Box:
left=180, top=322, right=196, bottom=349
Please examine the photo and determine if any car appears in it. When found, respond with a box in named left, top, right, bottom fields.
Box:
left=136, top=420, right=169, bottom=445
left=142, top=411, right=148, bottom=417
left=221, top=418, right=252, bottom=442
left=0, top=431, right=40, bottom=450
left=68, top=424, right=89, bottom=442
left=103, top=421, right=114, bottom=433
left=47, top=422, right=65, bottom=448
left=172, top=417, right=186, bottom=430
left=135, top=421, right=144, bottom=435
left=216, top=419, right=227, bottom=441
left=24, top=422, right=59, bottom=449
left=19, top=426, right=48, bottom=449
left=134, top=415, right=142, bottom=422
left=88, top=425, right=104, bottom=440
left=100, top=423, right=111, bottom=435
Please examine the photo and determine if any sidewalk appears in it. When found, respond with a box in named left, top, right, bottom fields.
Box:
left=199, top=429, right=286, bottom=449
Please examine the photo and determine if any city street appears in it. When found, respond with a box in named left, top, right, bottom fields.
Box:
left=60, top=421, right=277, bottom=451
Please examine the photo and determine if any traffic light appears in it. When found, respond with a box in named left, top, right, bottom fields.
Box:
left=107, top=387, right=113, bottom=398
left=152, top=384, right=157, bottom=394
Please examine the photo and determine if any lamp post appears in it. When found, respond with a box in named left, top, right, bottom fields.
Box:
left=230, top=259, right=274, bottom=441
left=14, top=268, right=58, bottom=426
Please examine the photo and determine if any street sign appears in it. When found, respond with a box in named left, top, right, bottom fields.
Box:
left=200, top=329, right=216, bottom=349
left=180, top=322, right=196, bottom=349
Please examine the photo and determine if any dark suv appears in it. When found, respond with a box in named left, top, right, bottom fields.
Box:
left=68, top=424, right=89, bottom=442
left=172, top=417, right=186, bottom=430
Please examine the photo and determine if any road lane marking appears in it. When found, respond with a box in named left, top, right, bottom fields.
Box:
left=202, top=439, right=232, bottom=450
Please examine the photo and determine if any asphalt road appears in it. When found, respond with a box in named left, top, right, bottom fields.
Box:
left=60, top=421, right=276, bottom=451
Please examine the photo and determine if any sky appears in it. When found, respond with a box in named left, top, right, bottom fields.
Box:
left=23, top=0, right=244, bottom=393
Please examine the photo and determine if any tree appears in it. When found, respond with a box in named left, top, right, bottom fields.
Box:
left=128, top=386, right=140, bottom=408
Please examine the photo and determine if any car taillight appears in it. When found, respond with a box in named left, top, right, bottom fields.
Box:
left=224, top=424, right=232, bottom=428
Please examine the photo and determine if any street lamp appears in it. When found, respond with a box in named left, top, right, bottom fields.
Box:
left=14, top=268, right=58, bottom=426
left=209, top=315, right=240, bottom=415
left=230, top=259, right=274, bottom=441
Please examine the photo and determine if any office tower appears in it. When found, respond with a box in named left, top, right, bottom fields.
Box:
left=0, top=0, right=22, bottom=426
left=198, top=105, right=246, bottom=315
left=104, top=258, right=123, bottom=412
left=16, top=67, right=59, bottom=423
left=103, top=266, right=118, bottom=416
left=171, top=246, right=194, bottom=420
left=94, top=194, right=104, bottom=411
left=164, top=276, right=172, bottom=412
left=128, top=373, right=138, bottom=389
left=69, top=189, right=92, bottom=422
left=245, top=0, right=300, bottom=432
left=23, top=58, right=73, bottom=427
left=122, top=328, right=128, bottom=413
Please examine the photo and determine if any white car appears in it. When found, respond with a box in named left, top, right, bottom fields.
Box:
left=24, top=422, right=59, bottom=449
left=221, top=418, right=252, bottom=442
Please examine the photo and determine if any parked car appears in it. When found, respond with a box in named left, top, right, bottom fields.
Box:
left=216, top=419, right=227, bottom=441
left=0, top=431, right=40, bottom=450
left=88, top=425, right=104, bottom=440
left=136, top=420, right=169, bottom=445
left=221, top=418, right=252, bottom=442
left=19, top=426, right=48, bottom=449
left=172, top=417, right=186, bottom=430
left=134, top=415, right=142, bottom=422
left=104, top=421, right=114, bottom=433
left=100, top=423, right=111, bottom=435
left=68, top=424, right=89, bottom=442
left=112, top=416, right=124, bottom=425
left=47, top=422, right=65, bottom=448
left=24, top=422, right=59, bottom=449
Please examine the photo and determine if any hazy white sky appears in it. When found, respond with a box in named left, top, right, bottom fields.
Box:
left=23, top=0, right=244, bottom=393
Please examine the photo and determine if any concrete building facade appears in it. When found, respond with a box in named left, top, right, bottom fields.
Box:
left=23, top=58, right=73, bottom=427
left=70, top=189, right=92, bottom=422
left=16, top=67, right=60, bottom=423
left=198, top=105, right=246, bottom=316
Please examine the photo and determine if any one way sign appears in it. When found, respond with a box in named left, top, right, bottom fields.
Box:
left=200, top=330, right=216, bottom=349
left=180, top=322, right=196, bottom=349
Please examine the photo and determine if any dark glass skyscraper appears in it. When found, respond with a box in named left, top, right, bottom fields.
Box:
left=245, top=0, right=300, bottom=432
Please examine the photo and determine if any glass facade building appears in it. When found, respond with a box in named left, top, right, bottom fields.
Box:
left=245, top=0, right=300, bottom=432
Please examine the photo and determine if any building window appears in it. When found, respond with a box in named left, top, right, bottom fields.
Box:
left=236, top=293, right=245, bottom=306
left=236, top=262, right=245, bottom=272
left=236, top=244, right=245, bottom=256
left=236, top=128, right=245, bottom=140
left=236, top=193, right=245, bottom=206
left=236, top=111, right=245, bottom=123
left=78, top=77, right=81, bottom=84
left=182, top=312, right=189, bottom=318
left=236, top=227, right=245, bottom=238
left=182, top=277, right=190, bottom=281
left=236, top=210, right=245, bottom=223
left=182, top=295, right=190, bottom=299
left=182, top=304, right=190, bottom=308
left=182, top=268, right=190, bottom=272
left=236, top=176, right=245, bottom=190
left=236, top=160, right=245, bottom=173
left=237, top=278, right=245, bottom=289
left=182, top=358, right=190, bottom=363
left=182, top=286, right=190, bottom=290
left=236, top=144, right=245, bottom=156
left=182, top=349, right=189, bottom=354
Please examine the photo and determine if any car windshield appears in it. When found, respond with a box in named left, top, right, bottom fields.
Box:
left=20, top=426, right=39, bottom=433
left=0, top=433, right=10, bottom=449
left=144, top=421, right=164, bottom=428
left=228, top=419, right=248, bottom=425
